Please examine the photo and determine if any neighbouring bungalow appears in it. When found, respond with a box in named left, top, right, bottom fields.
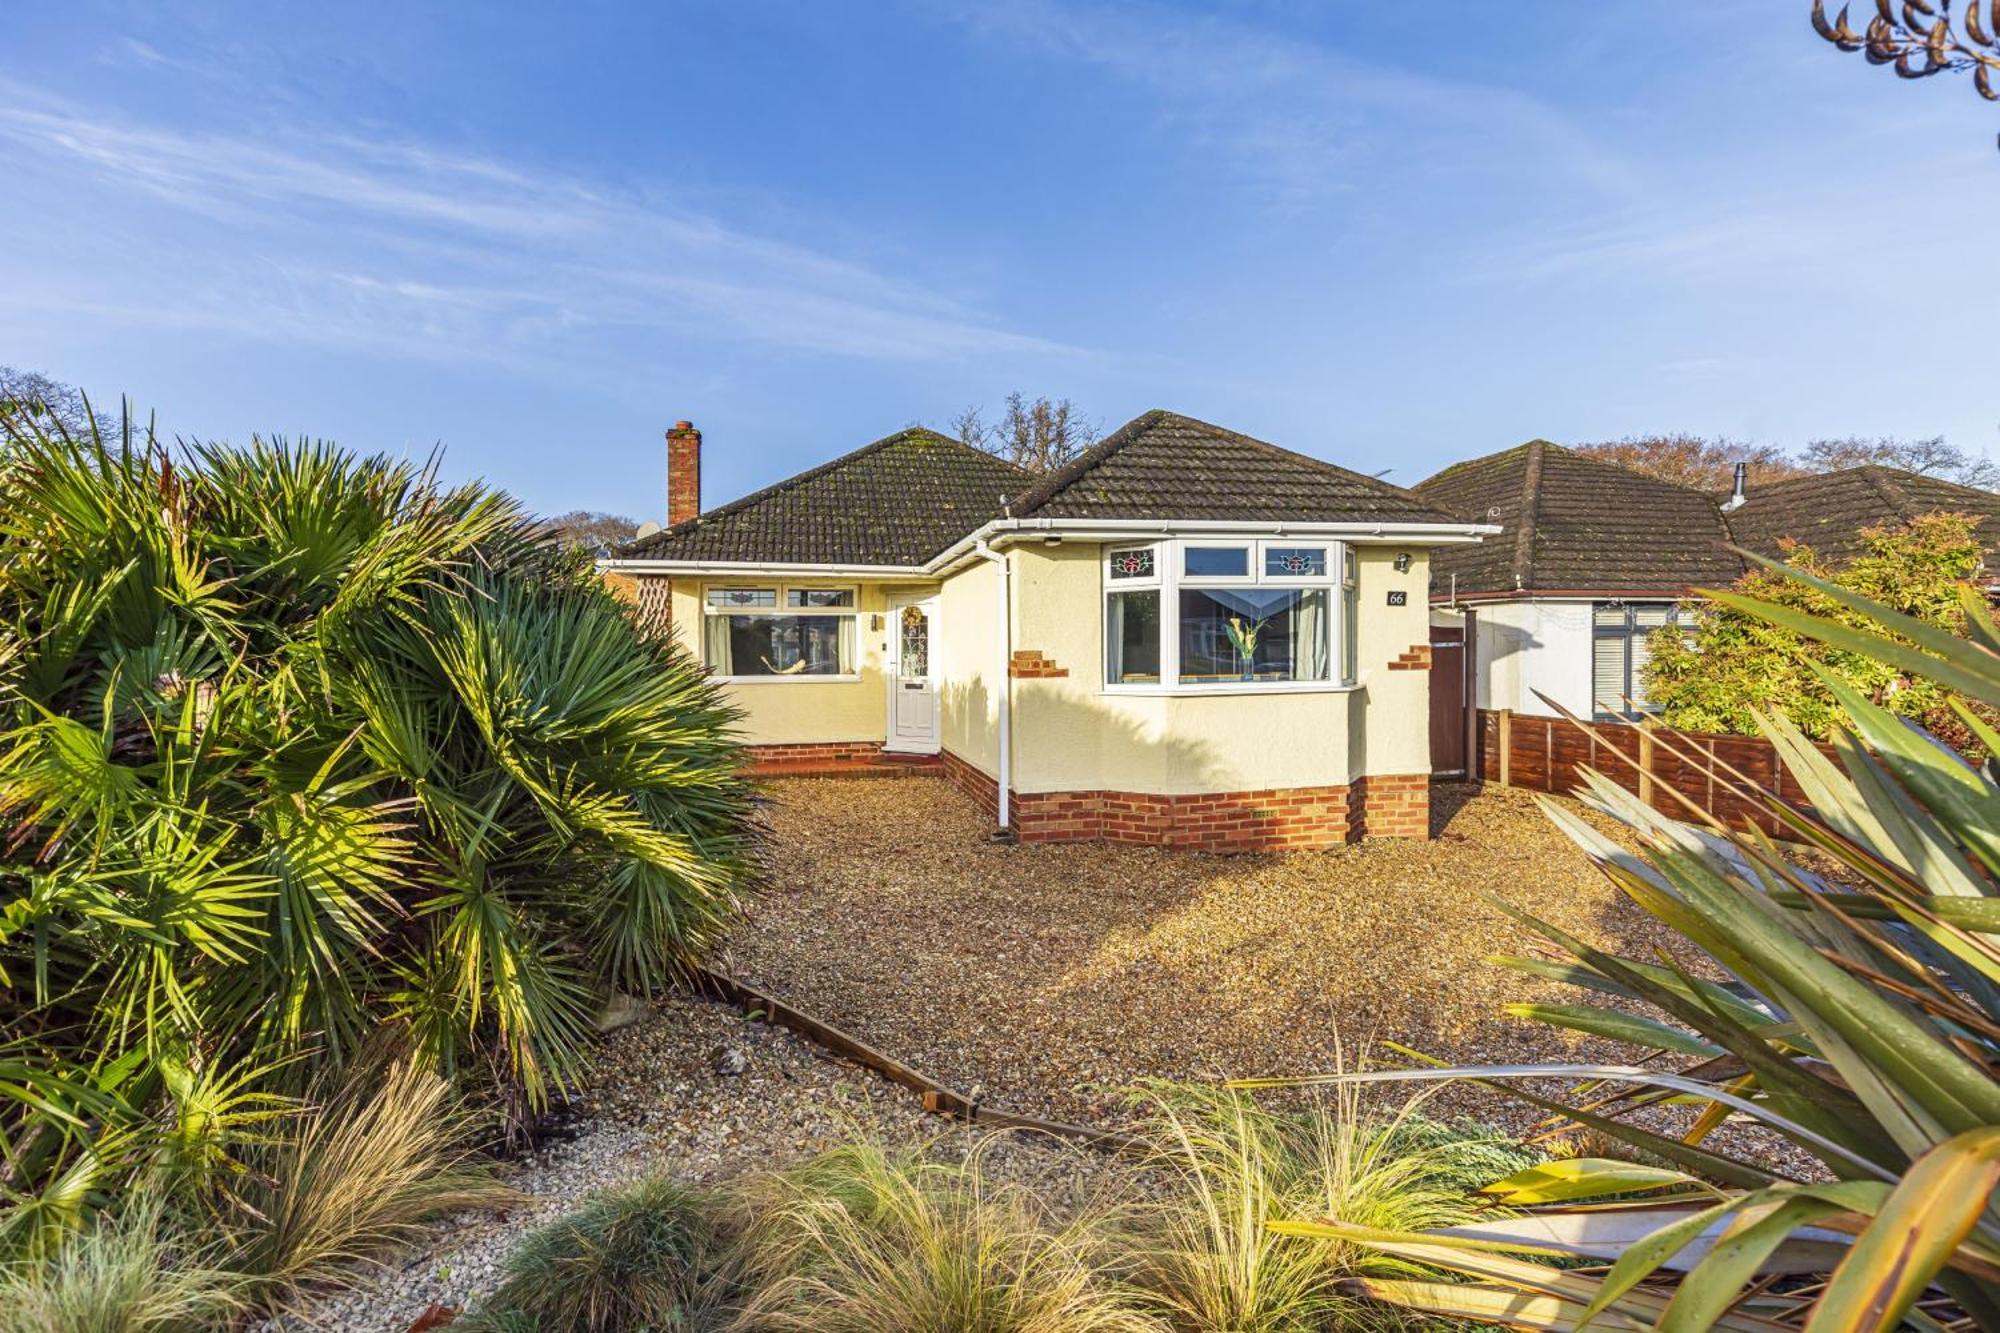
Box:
left=601, top=411, right=1497, bottom=850
left=1415, top=442, right=2000, bottom=724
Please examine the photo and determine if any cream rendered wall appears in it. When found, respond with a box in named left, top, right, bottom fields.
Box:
left=1458, top=598, right=1591, bottom=718
left=934, top=557, right=1002, bottom=774
left=1349, top=546, right=1434, bottom=779
left=668, top=578, right=899, bottom=746
left=993, top=542, right=1436, bottom=796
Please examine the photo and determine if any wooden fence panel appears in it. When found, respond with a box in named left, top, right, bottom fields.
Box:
left=1476, top=709, right=1842, bottom=841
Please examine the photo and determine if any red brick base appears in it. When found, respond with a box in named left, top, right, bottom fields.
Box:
left=1349, top=773, right=1431, bottom=840
left=938, top=748, right=1428, bottom=849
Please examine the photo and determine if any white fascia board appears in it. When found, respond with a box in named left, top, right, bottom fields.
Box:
left=925, top=517, right=1498, bottom=576
left=597, top=559, right=931, bottom=578
left=604, top=517, right=1500, bottom=582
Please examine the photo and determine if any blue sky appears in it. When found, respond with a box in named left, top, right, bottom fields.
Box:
left=4, top=2, right=1997, bottom=519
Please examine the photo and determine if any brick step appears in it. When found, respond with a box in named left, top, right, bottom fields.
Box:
left=748, top=754, right=943, bottom=780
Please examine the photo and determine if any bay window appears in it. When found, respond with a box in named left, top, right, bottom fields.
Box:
left=703, top=586, right=857, bottom=679
left=1104, top=540, right=1352, bottom=691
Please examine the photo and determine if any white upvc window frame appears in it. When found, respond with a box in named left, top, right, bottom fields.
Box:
left=702, top=583, right=862, bottom=683
left=1103, top=538, right=1358, bottom=696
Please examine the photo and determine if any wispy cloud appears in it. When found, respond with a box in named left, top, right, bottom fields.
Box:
left=927, top=0, right=1644, bottom=211
left=0, top=90, right=1077, bottom=375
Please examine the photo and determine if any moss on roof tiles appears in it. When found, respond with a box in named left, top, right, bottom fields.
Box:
left=616, top=428, right=1032, bottom=567
left=1416, top=440, right=1740, bottom=596
left=1012, top=410, right=1462, bottom=525
left=1726, top=466, right=2000, bottom=565
left=1417, top=445, right=2000, bottom=599
left=616, top=411, right=1465, bottom=570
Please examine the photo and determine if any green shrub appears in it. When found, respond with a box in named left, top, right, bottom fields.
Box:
left=732, top=1139, right=1161, bottom=1333
left=1647, top=510, right=1993, bottom=749
left=0, top=407, right=754, bottom=1244
left=1122, top=1079, right=1530, bottom=1331
left=0, top=1197, right=248, bottom=1333
left=468, top=1175, right=735, bottom=1333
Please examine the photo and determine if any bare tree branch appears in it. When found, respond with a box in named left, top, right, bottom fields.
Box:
left=1802, top=434, right=1999, bottom=487
left=949, top=393, right=1099, bottom=474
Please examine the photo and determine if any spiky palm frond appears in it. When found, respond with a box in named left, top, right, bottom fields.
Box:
left=1248, top=560, right=2000, bottom=1326
left=0, top=404, right=753, bottom=1252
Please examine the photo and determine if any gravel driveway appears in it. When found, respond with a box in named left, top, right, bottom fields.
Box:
left=723, top=776, right=1697, bottom=1128
left=287, top=776, right=1777, bottom=1329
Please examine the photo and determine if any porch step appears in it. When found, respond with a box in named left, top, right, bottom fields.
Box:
left=748, top=751, right=943, bottom=780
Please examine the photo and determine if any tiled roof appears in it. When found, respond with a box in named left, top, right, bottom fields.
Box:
left=1416, top=441, right=1741, bottom=597
left=616, top=428, right=1030, bottom=567
left=1011, top=410, right=1463, bottom=525
left=1726, top=466, right=2000, bottom=565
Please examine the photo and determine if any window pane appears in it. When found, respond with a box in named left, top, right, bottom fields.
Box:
left=704, top=614, right=853, bottom=676
left=787, top=588, right=854, bottom=607
left=1184, top=546, right=1249, bottom=577
left=1593, top=604, right=1628, bottom=629
left=1632, top=604, right=1673, bottom=629
left=1342, top=582, right=1358, bottom=683
left=1264, top=546, right=1326, bottom=577
left=1107, top=591, right=1161, bottom=684
left=1629, top=632, right=1658, bottom=708
left=1177, top=587, right=1329, bottom=683
left=1108, top=547, right=1155, bottom=580
left=707, top=587, right=775, bottom=608
left=1593, top=633, right=1630, bottom=717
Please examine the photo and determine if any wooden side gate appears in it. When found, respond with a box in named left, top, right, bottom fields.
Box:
left=1429, top=623, right=1470, bottom=777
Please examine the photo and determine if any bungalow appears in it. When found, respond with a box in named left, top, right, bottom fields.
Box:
left=603, top=411, right=1497, bottom=850
left=1415, top=441, right=2000, bottom=723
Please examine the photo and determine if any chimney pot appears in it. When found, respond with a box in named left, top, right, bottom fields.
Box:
left=667, top=421, right=702, bottom=527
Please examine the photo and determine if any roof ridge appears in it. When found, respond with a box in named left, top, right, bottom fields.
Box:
left=1511, top=440, right=1546, bottom=590
left=1003, top=409, right=1161, bottom=516
left=620, top=426, right=1020, bottom=557
left=1013, top=408, right=1439, bottom=518
left=1861, top=463, right=1914, bottom=517
left=1415, top=442, right=1540, bottom=490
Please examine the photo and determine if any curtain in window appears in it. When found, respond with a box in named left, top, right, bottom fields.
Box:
left=1290, top=589, right=1327, bottom=682
left=704, top=615, right=734, bottom=674
left=1107, top=590, right=1161, bottom=683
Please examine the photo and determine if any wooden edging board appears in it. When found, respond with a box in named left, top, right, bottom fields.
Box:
left=690, top=964, right=1146, bottom=1157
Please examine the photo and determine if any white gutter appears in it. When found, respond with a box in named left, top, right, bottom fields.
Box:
left=603, top=518, right=1501, bottom=579
left=921, top=517, right=1500, bottom=578
left=972, top=538, right=1013, bottom=838
left=602, top=559, right=931, bottom=577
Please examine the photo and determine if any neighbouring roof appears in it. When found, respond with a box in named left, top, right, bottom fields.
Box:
left=1416, top=441, right=1741, bottom=598
left=616, top=428, right=1031, bottom=567
left=1725, top=466, right=2000, bottom=565
left=1009, top=410, right=1463, bottom=525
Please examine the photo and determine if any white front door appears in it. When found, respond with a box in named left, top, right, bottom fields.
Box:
left=885, top=595, right=940, bottom=753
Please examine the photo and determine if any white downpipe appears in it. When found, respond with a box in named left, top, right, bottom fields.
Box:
left=973, top=539, right=1012, bottom=834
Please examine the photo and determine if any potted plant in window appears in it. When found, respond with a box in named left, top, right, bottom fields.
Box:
left=1223, top=614, right=1268, bottom=681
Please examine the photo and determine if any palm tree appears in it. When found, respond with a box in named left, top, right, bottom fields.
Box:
left=0, top=405, right=754, bottom=1245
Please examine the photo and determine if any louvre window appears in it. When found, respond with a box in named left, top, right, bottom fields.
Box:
left=1592, top=602, right=1681, bottom=719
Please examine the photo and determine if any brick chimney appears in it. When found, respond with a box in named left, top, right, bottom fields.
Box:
left=666, top=420, right=702, bottom=526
